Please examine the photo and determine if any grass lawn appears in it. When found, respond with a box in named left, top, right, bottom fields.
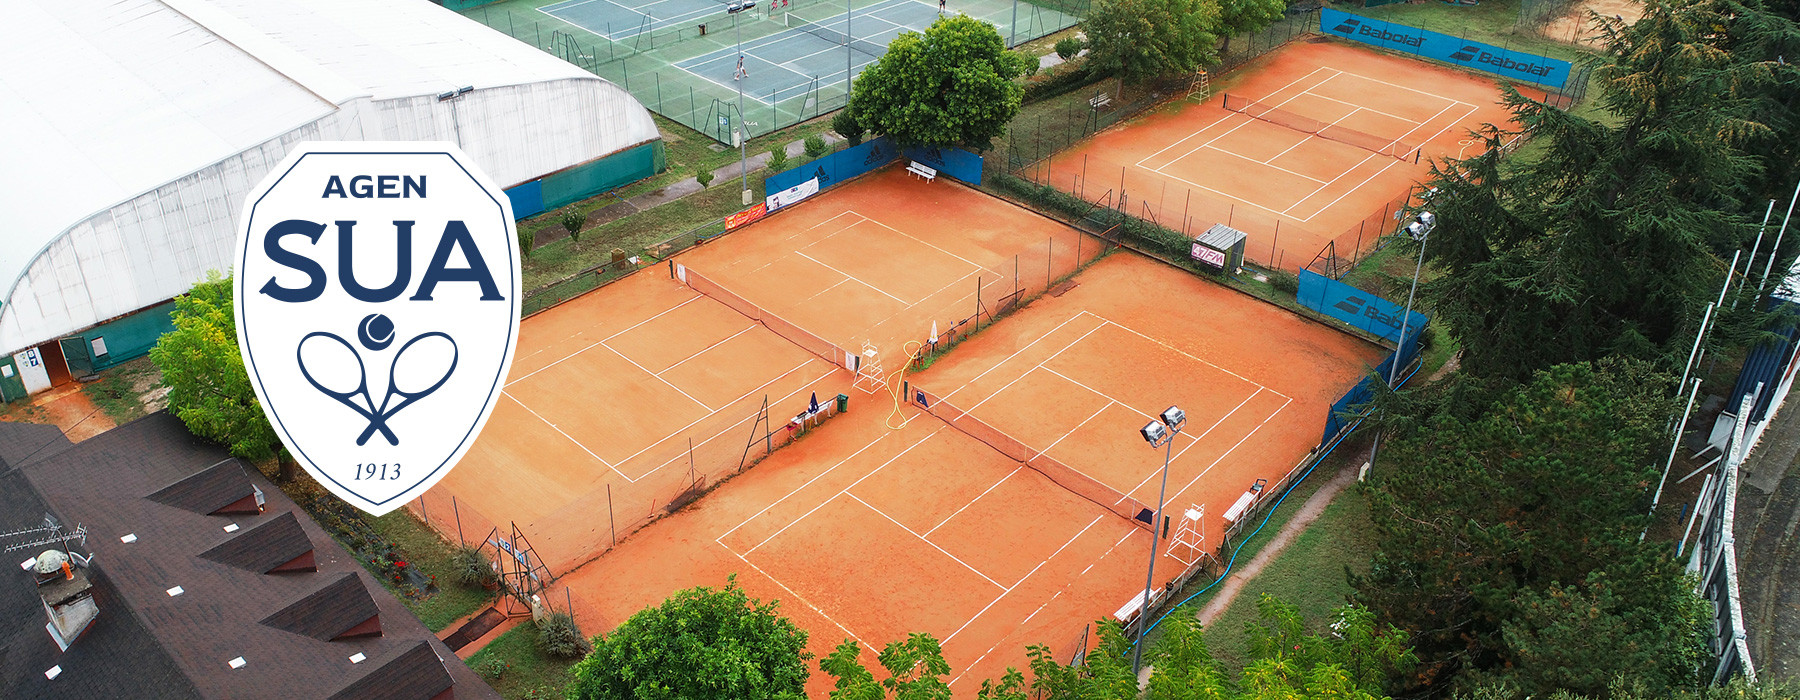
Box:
left=1202, top=480, right=1378, bottom=674
left=364, top=508, right=498, bottom=631
left=86, top=355, right=162, bottom=425
left=467, top=622, right=581, bottom=700
left=523, top=174, right=766, bottom=292
left=1341, top=0, right=1592, bottom=64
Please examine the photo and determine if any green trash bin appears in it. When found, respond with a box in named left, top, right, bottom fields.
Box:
left=836, top=393, right=849, bottom=413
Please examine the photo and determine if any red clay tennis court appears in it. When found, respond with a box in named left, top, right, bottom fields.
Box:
left=1036, top=39, right=1542, bottom=270
left=532, top=167, right=1385, bottom=695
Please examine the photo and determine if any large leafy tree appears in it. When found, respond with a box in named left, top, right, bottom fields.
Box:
left=1084, top=0, right=1221, bottom=84
left=1354, top=360, right=1704, bottom=694
left=1216, top=0, right=1286, bottom=54
left=1416, top=0, right=1785, bottom=382
left=848, top=15, right=1030, bottom=149
left=569, top=576, right=811, bottom=700
left=150, top=271, right=293, bottom=479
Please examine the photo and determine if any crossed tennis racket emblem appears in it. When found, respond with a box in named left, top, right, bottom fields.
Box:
left=296, top=314, right=459, bottom=446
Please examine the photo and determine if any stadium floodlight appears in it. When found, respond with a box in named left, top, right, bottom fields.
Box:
left=1131, top=404, right=1185, bottom=675
left=436, top=91, right=455, bottom=101
left=457, top=86, right=474, bottom=96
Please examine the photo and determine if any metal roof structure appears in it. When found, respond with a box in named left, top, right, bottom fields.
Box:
left=0, top=0, right=657, bottom=356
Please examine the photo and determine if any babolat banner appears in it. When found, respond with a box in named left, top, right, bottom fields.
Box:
left=1321, top=8, right=1572, bottom=89
left=1297, top=270, right=1425, bottom=344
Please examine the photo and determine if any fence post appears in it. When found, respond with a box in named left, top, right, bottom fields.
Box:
left=608, top=484, right=616, bottom=544
left=1272, top=221, right=1280, bottom=266
left=452, top=496, right=464, bottom=545
left=1182, top=191, right=1191, bottom=235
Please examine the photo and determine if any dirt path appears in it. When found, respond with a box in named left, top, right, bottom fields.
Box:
left=1540, top=0, right=1644, bottom=46
left=1197, top=457, right=1364, bottom=625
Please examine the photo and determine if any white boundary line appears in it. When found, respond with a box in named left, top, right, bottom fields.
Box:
left=1117, top=387, right=1261, bottom=501
left=741, top=430, right=942, bottom=552
left=717, top=433, right=896, bottom=541
left=923, top=468, right=1019, bottom=537
left=941, top=513, right=1107, bottom=646
left=1135, top=66, right=1333, bottom=168
left=600, top=341, right=715, bottom=411
left=1167, top=396, right=1293, bottom=499
left=612, top=361, right=829, bottom=479
left=498, top=391, right=623, bottom=476
left=658, top=325, right=758, bottom=375
left=845, top=493, right=1005, bottom=589
left=795, top=250, right=911, bottom=304
left=953, top=316, right=1108, bottom=410
left=508, top=296, right=703, bottom=387
left=717, top=544, right=876, bottom=651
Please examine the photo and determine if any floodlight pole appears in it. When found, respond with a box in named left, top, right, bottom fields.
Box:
left=845, top=0, right=854, bottom=100
left=1389, top=227, right=1428, bottom=389
left=1131, top=414, right=1180, bottom=677
left=736, top=8, right=749, bottom=206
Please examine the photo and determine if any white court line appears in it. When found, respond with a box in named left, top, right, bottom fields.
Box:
left=845, top=493, right=1004, bottom=589
left=1148, top=70, right=1343, bottom=171
left=1306, top=93, right=1430, bottom=126
left=1194, top=146, right=1327, bottom=184
left=795, top=251, right=912, bottom=305
left=1168, top=397, right=1293, bottom=501
left=953, top=318, right=1109, bottom=411
left=717, top=434, right=896, bottom=541
left=611, top=361, right=827, bottom=479
left=1118, top=387, right=1262, bottom=501
left=849, top=209, right=993, bottom=271
left=601, top=342, right=715, bottom=411
left=743, top=430, right=942, bottom=553
left=716, top=543, right=876, bottom=652
left=1033, top=398, right=1119, bottom=459
left=941, top=513, right=1107, bottom=647
left=1135, top=66, right=1333, bottom=168
left=508, top=296, right=702, bottom=387
left=937, top=310, right=1097, bottom=403
left=499, top=391, right=623, bottom=475
left=656, top=325, right=757, bottom=376
left=1280, top=153, right=1402, bottom=217
left=1091, top=317, right=1285, bottom=397
left=923, top=468, right=1019, bottom=538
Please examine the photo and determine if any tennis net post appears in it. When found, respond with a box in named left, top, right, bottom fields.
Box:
left=677, top=263, right=858, bottom=372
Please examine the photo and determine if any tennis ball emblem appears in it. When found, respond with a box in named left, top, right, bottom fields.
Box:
left=358, top=313, right=396, bottom=351
left=235, top=142, right=520, bottom=515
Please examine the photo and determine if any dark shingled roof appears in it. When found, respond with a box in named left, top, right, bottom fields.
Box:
left=0, top=421, right=70, bottom=470
left=0, top=468, right=198, bottom=699
left=145, top=457, right=257, bottom=516
left=200, top=511, right=315, bottom=574
left=5, top=412, right=498, bottom=700
left=260, top=573, right=380, bottom=642
left=329, top=641, right=454, bottom=700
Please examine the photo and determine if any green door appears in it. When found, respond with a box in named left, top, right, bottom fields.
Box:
left=0, top=356, right=25, bottom=403
left=59, top=337, right=93, bottom=379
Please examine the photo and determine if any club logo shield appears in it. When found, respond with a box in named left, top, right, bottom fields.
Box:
left=235, top=143, right=519, bottom=515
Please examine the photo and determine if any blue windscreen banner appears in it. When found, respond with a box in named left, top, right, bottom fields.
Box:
left=902, top=145, right=984, bottom=185
left=1320, top=8, right=1572, bottom=89
left=1320, top=321, right=1426, bottom=443
left=1297, top=270, right=1426, bottom=344
left=765, top=137, right=900, bottom=195
left=505, top=179, right=546, bottom=219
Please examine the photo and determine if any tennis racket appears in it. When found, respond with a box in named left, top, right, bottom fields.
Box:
left=296, top=331, right=395, bottom=444
left=356, top=331, right=459, bottom=446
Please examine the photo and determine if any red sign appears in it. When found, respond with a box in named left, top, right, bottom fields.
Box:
left=1190, top=242, right=1226, bottom=268
left=725, top=203, right=769, bottom=230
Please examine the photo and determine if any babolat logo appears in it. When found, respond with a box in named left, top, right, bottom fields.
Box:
left=235, top=143, right=520, bottom=515
left=1331, top=16, right=1360, bottom=34
left=1334, top=15, right=1426, bottom=48
left=1450, top=45, right=1555, bottom=76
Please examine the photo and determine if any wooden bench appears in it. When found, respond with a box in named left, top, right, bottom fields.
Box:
left=906, top=161, right=937, bottom=182
left=1089, top=91, right=1112, bottom=109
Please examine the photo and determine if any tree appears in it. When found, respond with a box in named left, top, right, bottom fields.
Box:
left=833, top=109, right=866, bottom=146
left=1216, top=0, right=1285, bottom=54
left=150, top=271, right=294, bottom=480
left=820, top=633, right=953, bottom=700
left=518, top=228, right=535, bottom=258
left=848, top=15, right=1030, bottom=148
left=1486, top=571, right=1707, bottom=697
left=1054, top=37, right=1086, bottom=61
left=805, top=134, right=830, bottom=159
left=1084, top=0, right=1220, bottom=84
left=1416, top=0, right=1783, bottom=381
left=697, top=167, right=715, bottom=188
left=560, top=209, right=585, bottom=243
left=769, top=145, right=789, bottom=171
left=1354, top=360, right=1701, bottom=693
left=568, top=576, right=811, bottom=700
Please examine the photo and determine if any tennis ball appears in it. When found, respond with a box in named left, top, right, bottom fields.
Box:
left=358, top=313, right=396, bottom=351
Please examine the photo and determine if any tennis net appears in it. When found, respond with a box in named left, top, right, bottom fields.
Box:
left=1222, top=93, right=1420, bottom=162
left=677, top=263, right=856, bottom=371
left=910, top=385, right=1155, bottom=531
left=786, top=15, right=887, bottom=59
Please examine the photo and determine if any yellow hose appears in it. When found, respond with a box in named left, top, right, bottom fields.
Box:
left=885, top=340, right=927, bottom=430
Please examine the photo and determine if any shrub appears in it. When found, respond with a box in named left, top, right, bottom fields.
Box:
left=559, top=209, right=585, bottom=242
left=768, top=146, right=788, bottom=172
left=1055, top=37, right=1086, bottom=60
left=518, top=228, right=535, bottom=258
left=832, top=109, right=865, bottom=146
left=803, top=134, right=828, bottom=158
left=537, top=612, right=590, bottom=659
left=474, top=656, right=510, bottom=681
left=697, top=167, right=714, bottom=188
left=1266, top=269, right=1300, bottom=295
left=1022, top=64, right=1099, bottom=104
left=451, top=544, right=497, bottom=588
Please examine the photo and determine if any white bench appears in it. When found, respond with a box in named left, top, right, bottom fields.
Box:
left=906, top=161, right=937, bottom=182
left=1089, top=92, right=1112, bottom=109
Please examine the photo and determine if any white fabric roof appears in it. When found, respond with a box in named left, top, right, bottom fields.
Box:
left=0, top=0, right=656, bottom=354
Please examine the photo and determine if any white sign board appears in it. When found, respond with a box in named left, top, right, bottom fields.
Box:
left=1191, top=242, right=1227, bottom=269
left=766, top=177, right=820, bottom=211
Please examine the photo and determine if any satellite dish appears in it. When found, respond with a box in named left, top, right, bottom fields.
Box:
left=34, top=549, right=68, bottom=574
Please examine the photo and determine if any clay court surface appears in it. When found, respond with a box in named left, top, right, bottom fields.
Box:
left=425, top=168, right=1383, bottom=695
left=1041, top=39, right=1540, bottom=270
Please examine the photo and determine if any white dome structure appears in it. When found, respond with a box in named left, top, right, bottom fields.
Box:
left=0, top=0, right=661, bottom=399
